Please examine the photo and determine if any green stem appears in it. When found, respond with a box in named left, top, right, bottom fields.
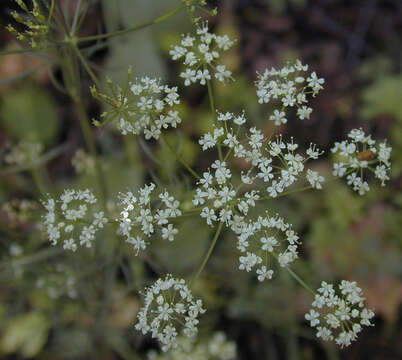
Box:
left=285, top=266, right=316, bottom=296
left=71, top=0, right=83, bottom=35
left=74, top=96, right=108, bottom=208
left=206, top=77, right=223, bottom=160
left=72, top=44, right=100, bottom=87
left=77, top=4, right=185, bottom=43
left=31, top=167, right=48, bottom=196
left=48, top=0, right=55, bottom=23
left=259, top=185, right=313, bottom=201
left=0, top=247, right=63, bottom=270
left=191, top=222, right=224, bottom=285
left=160, top=134, right=200, bottom=179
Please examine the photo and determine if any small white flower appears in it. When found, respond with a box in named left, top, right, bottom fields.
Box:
left=135, top=275, right=206, bottom=352
left=306, top=280, right=374, bottom=348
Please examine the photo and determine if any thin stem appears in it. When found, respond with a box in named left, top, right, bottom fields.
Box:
left=206, top=77, right=223, bottom=160
left=191, top=222, right=224, bottom=285
left=160, top=134, right=200, bottom=180
left=31, top=167, right=48, bottom=196
left=72, top=44, right=100, bottom=87
left=74, top=96, right=108, bottom=208
left=0, top=247, right=63, bottom=270
left=259, top=185, right=313, bottom=201
left=77, top=4, right=185, bottom=43
left=285, top=266, right=316, bottom=296
left=71, top=0, right=83, bottom=35
left=48, top=0, right=55, bottom=23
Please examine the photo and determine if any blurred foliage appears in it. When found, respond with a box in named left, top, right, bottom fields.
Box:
left=0, top=84, right=60, bottom=145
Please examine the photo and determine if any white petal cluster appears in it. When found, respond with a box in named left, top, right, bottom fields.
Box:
left=135, top=275, right=206, bottom=352
left=71, top=149, right=95, bottom=174
left=331, top=128, right=392, bottom=195
left=42, top=189, right=107, bottom=251
left=117, top=183, right=181, bottom=254
left=305, top=280, right=375, bottom=348
left=234, top=214, right=300, bottom=280
left=306, top=169, right=325, bottom=189
left=118, top=77, right=181, bottom=139
left=255, top=59, right=324, bottom=123
left=193, top=158, right=260, bottom=227
left=5, top=139, right=43, bottom=167
left=199, top=111, right=325, bottom=197
left=170, top=22, right=235, bottom=86
left=148, top=331, right=236, bottom=360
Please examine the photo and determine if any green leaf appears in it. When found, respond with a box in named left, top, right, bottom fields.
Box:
left=0, top=312, right=50, bottom=357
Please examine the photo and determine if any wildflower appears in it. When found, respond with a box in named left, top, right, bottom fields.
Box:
left=135, top=275, right=206, bottom=352
left=4, top=139, right=43, bottom=167
left=147, top=331, right=236, bottom=360
left=305, top=280, right=375, bottom=347
left=306, top=169, right=325, bottom=189
left=42, top=189, right=107, bottom=251
left=71, top=149, right=95, bottom=174
left=170, top=22, right=235, bottom=86
left=91, top=74, right=181, bottom=139
left=331, top=128, right=392, bottom=194
left=255, top=59, right=324, bottom=124
left=234, top=214, right=300, bottom=280
left=117, top=184, right=182, bottom=254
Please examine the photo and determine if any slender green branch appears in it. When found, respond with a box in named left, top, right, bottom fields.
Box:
left=48, top=0, right=55, bottom=23
left=0, top=144, right=68, bottom=176
left=72, top=44, right=100, bottom=87
left=77, top=4, right=185, bottom=43
left=285, top=266, right=316, bottom=296
left=31, top=167, right=49, bottom=196
left=259, top=185, right=313, bottom=201
left=74, top=96, right=108, bottom=207
left=0, top=247, right=63, bottom=270
left=71, top=0, right=83, bottom=35
left=191, top=222, right=224, bottom=285
left=160, top=134, right=200, bottom=180
left=206, top=77, right=223, bottom=160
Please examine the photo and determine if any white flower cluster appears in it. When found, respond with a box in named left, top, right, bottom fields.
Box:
left=42, top=189, right=107, bottom=251
left=193, top=158, right=260, bottom=227
left=117, top=183, right=182, bottom=254
left=331, top=128, right=392, bottom=195
left=170, top=22, right=235, bottom=86
left=197, top=111, right=325, bottom=206
left=118, top=77, right=181, bottom=139
left=255, top=60, right=324, bottom=124
left=148, top=331, right=236, bottom=360
left=71, top=149, right=95, bottom=174
left=305, top=281, right=375, bottom=348
left=234, top=214, right=300, bottom=280
left=136, top=275, right=206, bottom=352
left=5, top=139, right=43, bottom=167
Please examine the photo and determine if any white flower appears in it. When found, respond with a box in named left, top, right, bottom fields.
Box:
left=256, top=60, right=324, bottom=124
left=269, top=109, right=287, bottom=125
left=118, top=184, right=181, bottom=253
left=305, top=280, right=374, bottom=348
left=256, top=266, right=274, bottom=281
left=136, top=275, right=206, bottom=352
left=215, top=65, right=232, bottom=83
left=306, top=169, right=325, bottom=189
left=331, top=129, right=391, bottom=194
left=42, top=189, right=104, bottom=251
left=170, top=22, right=235, bottom=86
left=235, top=214, right=299, bottom=280
left=161, top=224, right=178, bottom=242
left=111, top=77, right=182, bottom=139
